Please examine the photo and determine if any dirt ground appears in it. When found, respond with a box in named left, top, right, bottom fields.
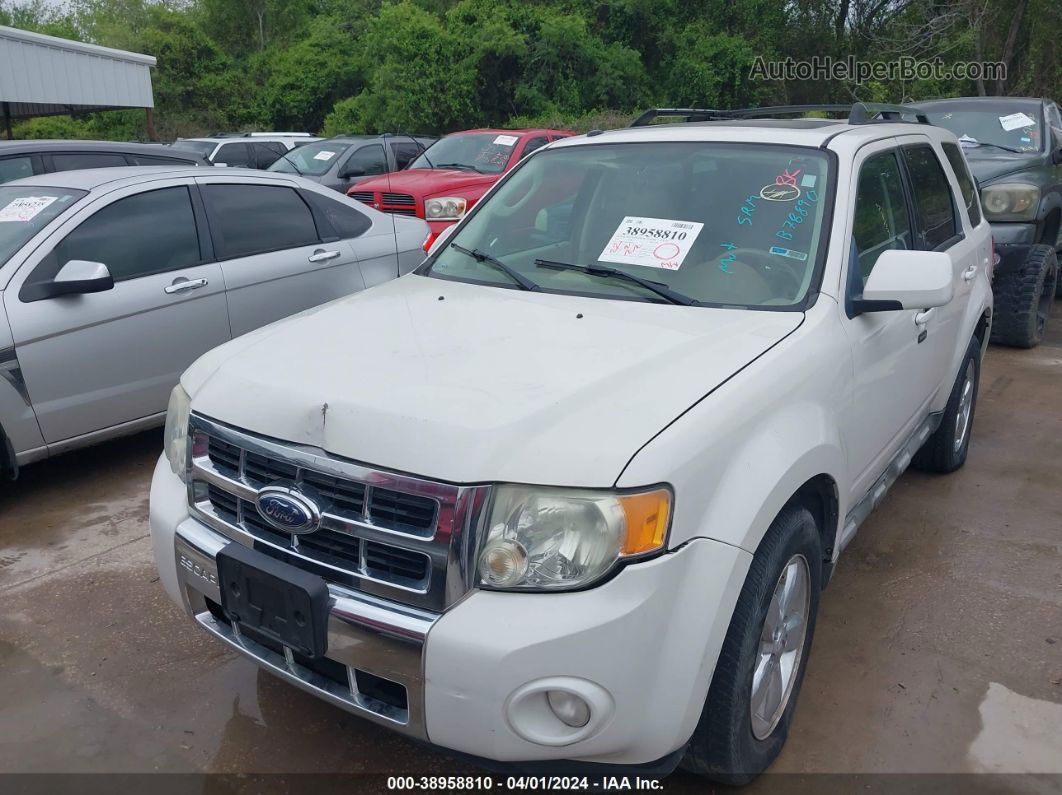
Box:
left=1, top=308, right=1059, bottom=794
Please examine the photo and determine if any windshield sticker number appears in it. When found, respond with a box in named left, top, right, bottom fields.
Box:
left=0, top=195, right=58, bottom=223
left=775, top=191, right=818, bottom=241
left=493, top=135, right=519, bottom=146
left=600, top=216, right=704, bottom=270
left=999, top=112, right=1036, bottom=131
left=313, top=150, right=337, bottom=161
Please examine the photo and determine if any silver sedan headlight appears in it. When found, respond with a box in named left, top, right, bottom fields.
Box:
left=164, top=384, right=191, bottom=480
left=477, top=485, right=672, bottom=591
left=980, top=183, right=1039, bottom=221
left=425, top=196, right=467, bottom=221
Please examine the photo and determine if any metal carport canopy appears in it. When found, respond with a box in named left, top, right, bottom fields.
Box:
left=0, top=24, right=155, bottom=119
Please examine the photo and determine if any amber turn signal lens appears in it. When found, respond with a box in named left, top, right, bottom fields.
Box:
left=618, top=490, right=670, bottom=555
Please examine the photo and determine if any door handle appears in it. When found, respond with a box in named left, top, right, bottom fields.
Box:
left=962, top=265, right=978, bottom=281
left=165, top=277, right=208, bottom=294
left=308, top=249, right=340, bottom=263
left=914, top=308, right=934, bottom=325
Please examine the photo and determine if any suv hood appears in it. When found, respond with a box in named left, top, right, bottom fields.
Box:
left=185, top=275, right=801, bottom=486
left=963, top=149, right=1043, bottom=183
left=354, top=168, right=496, bottom=197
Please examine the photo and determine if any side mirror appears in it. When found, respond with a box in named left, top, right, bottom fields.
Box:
left=339, top=166, right=365, bottom=180
left=46, top=260, right=114, bottom=298
left=854, top=250, right=953, bottom=314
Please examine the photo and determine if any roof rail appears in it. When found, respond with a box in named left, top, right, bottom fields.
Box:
left=630, top=103, right=930, bottom=127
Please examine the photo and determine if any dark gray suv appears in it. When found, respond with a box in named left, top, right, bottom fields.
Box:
left=909, top=97, right=1061, bottom=347
left=267, top=134, right=435, bottom=193
left=0, top=140, right=207, bottom=185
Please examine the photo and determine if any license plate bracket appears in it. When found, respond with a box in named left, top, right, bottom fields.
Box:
left=216, top=543, right=330, bottom=659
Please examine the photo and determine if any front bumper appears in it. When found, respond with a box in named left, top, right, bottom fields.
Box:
left=149, top=455, right=751, bottom=767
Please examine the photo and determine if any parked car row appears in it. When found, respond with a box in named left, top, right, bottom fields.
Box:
left=171, top=132, right=321, bottom=169
left=144, top=103, right=995, bottom=783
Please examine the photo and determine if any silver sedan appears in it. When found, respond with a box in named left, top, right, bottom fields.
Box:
left=0, top=166, right=429, bottom=475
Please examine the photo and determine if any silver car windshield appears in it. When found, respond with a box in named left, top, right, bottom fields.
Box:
left=0, top=186, right=86, bottom=267
left=427, top=142, right=832, bottom=308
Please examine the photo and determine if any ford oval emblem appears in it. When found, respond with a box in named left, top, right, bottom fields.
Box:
left=254, top=485, right=321, bottom=535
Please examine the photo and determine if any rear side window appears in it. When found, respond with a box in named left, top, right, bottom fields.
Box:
left=304, top=191, right=371, bottom=239
left=50, top=152, right=129, bottom=172
left=852, top=151, right=913, bottom=288
left=128, top=153, right=196, bottom=167
left=0, top=156, right=35, bottom=184
left=390, top=142, right=421, bottom=170
left=342, top=145, right=387, bottom=177
left=204, top=184, right=319, bottom=258
left=941, top=143, right=982, bottom=228
left=902, top=144, right=958, bottom=249
left=31, top=187, right=201, bottom=289
left=213, top=143, right=252, bottom=167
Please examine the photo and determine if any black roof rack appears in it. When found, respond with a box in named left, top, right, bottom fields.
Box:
left=630, top=103, right=930, bottom=127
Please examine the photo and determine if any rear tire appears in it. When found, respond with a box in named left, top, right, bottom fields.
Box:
left=912, top=336, right=981, bottom=473
left=990, top=244, right=1056, bottom=348
left=681, top=505, right=821, bottom=785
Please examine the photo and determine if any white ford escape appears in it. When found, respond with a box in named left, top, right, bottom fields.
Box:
left=149, top=106, right=992, bottom=782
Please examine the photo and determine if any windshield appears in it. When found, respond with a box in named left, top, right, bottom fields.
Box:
left=0, top=186, right=86, bottom=267
left=408, top=133, right=520, bottom=174
left=915, top=101, right=1044, bottom=153
left=172, top=140, right=216, bottom=157
left=267, top=140, right=350, bottom=175
left=427, top=142, right=831, bottom=308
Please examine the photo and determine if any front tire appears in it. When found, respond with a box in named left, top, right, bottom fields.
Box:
left=990, top=244, right=1056, bottom=348
left=912, top=335, right=981, bottom=473
left=681, top=505, right=821, bottom=784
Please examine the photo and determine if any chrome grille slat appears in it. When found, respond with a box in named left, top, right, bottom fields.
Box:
left=186, top=414, right=488, bottom=611
left=381, top=192, right=415, bottom=205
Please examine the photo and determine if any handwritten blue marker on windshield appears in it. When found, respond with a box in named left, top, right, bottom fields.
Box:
left=770, top=246, right=808, bottom=261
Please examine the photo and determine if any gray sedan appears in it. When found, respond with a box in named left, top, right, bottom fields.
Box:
left=0, top=166, right=428, bottom=475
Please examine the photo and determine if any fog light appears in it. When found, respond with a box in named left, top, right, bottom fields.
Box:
left=547, top=690, right=590, bottom=728
left=479, top=540, right=527, bottom=587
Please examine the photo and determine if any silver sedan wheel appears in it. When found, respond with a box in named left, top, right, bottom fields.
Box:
left=953, top=360, right=976, bottom=453
left=750, top=554, right=810, bottom=740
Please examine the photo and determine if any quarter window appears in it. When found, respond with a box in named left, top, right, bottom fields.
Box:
left=902, top=144, right=958, bottom=249
left=204, top=184, right=319, bottom=258
left=852, top=151, right=913, bottom=288
left=390, top=142, right=421, bottom=170
left=522, top=137, right=549, bottom=157
left=303, top=191, right=371, bottom=239
left=50, top=187, right=201, bottom=282
left=941, top=143, right=982, bottom=228
left=252, top=142, right=285, bottom=168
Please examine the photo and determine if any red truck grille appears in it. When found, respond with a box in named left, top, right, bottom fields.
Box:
left=349, top=190, right=419, bottom=217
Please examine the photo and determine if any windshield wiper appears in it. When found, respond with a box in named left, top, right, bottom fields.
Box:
left=534, top=259, right=698, bottom=306
left=450, top=243, right=540, bottom=291
left=277, top=152, right=304, bottom=175
left=969, top=141, right=1023, bottom=154
left=436, top=163, right=485, bottom=173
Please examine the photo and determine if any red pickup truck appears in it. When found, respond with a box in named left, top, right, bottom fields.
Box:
left=347, top=128, right=573, bottom=244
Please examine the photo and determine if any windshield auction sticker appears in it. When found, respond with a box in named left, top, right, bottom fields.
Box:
left=493, top=135, right=519, bottom=146
left=313, top=150, right=337, bottom=160
left=599, top=216, right=704, bottom=270
left=0, top=196, right=58, bottom=223
left=999, top=112, right=1035, bottom=131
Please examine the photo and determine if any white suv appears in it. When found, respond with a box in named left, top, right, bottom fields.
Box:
left=149, top=105, right=992, bottom=782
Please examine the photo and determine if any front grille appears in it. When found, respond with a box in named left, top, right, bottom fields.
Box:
left=381, top=192, right=415, bottom=205
left=383, top=207, right=418, bottom=216
left=188, top=415, right=487, bottom=610
left=349, top=191, right=374, bottom=204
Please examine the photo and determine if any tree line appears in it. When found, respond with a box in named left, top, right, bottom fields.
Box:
left=0, top=0, right=1058, bottom=141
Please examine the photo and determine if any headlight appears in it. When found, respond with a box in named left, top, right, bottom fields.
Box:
left=164, top=384, right=191, bottom=480
left=477, top=485, right=671, bottom=591
left=980, top=183, right=1040, bottom=221
left=424, top=196, right=467, bottom=221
